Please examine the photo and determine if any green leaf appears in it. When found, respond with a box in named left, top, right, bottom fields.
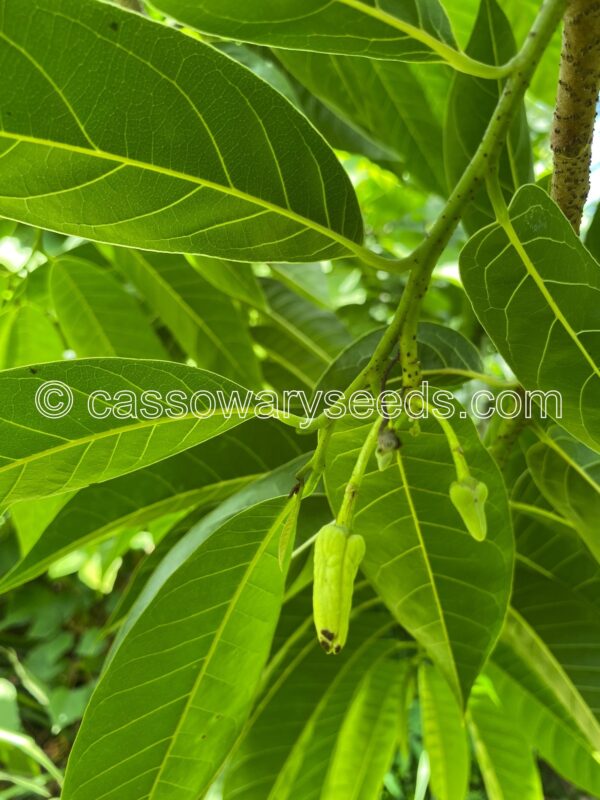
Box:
left=0, top=0, right=363, bottom=263
left=0, top=304, right=64, bottom=368
left=526, top=426, right=600, bottom=561
left=460, top=184, right=600, bottom=451
left=317, top=322, right=483, bottom=393
left=468, top=678, right=543, bottom=800
left=325, top=410, right=513, bottom=704
left=62, top=496, right=298, bottom=800
left=320, top=656, right=408, bottom=799
left=224, top=594, right=400, bottom=800
left=256, top=279, right=352, bottom=391
left=50, top=256, right=167, bottom=358
left=508, top=559, right=600, bottom=742
left=275, top=52, right=447, bottom=195
left=152, top=0, right=457, bottom=63
left=485, top=659, right=600, bottom=797
left=419, top=662, right=470, bottom=800
left=0, top=359, right=257, bottom=509
left=11, top=492, right=75, bottom=556
left=1, top=420, right=306, bottom=593
left=115, top=250, right=262, bottom=387
left=187, top=256, right=266, bottom=310
left=444, top=0, right=532, bottom=232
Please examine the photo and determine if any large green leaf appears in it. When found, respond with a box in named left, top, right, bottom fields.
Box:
left=50, top=256, right=167, bottom=358
left=0, top=359, right=258, bottom=509
left=325, top=410, right=513, bottom=703
left=115, top=250, right=261, bottom=387
left=153, top=0, right=457, bottom=63
left=0, top=420, right=307, bottom=593
left=419, top=662, right=470, bottom=800
left=460, top=185, right=600, bottom=451
left=224, top=593, right=401, bottom=800
left=275, top=52, right=447, bottom=195
left=468, top=678, right=543, bottom=800
left=526, top=426, right=600, bottom=561
left=0, top=0, right=363, bottom=263
left=444, top=0, right=532, bottom=233
left=62, top=495, right=298, bottom=800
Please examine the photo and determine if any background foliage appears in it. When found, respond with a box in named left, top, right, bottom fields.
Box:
left=0, top=0, right=599, bottom=798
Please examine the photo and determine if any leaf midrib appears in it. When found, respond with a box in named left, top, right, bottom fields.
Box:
left=395, top=449, right=461, bottom=703
left=0, top=130, right=360, bottom=260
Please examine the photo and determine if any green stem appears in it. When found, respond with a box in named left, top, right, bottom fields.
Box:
left=509, top=500, right=575, bottom=529
left=297, top=420, right=336, bottom=495
left=337, top=418, right=380, bottom=529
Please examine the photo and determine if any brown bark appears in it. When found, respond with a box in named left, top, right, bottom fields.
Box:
left=551, top=0, right=600, bottom=232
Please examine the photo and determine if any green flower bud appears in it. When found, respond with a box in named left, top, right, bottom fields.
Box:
left=313, top=523, right=366, bottom=654
left=449, top=478, right=488, bottom=542
left=376, top=426, right=400, bottom=472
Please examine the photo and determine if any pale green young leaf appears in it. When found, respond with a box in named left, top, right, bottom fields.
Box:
left=485, top=660, right=600, bottom=797
left=419, top=662, right=470, bottom=800
left=0, top=304, right=64, bottom=369
left=224, top=594, right=399, bottom=800
left=320, top=657, right=408, bottom=800
left=468, top=678, right=543, bottom=800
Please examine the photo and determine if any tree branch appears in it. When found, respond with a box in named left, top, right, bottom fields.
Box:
left=551, top=0, right=600, bottom=231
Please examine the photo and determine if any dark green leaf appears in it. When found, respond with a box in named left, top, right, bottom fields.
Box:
left=460, top=185, right=600, bottom=451
left=152, top=0, right=457, bottom=63
left=0, top=0, right=362, bottom=262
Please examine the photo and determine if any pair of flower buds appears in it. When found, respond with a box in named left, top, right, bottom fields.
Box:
left=312, top=479, right=488, bottom=654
